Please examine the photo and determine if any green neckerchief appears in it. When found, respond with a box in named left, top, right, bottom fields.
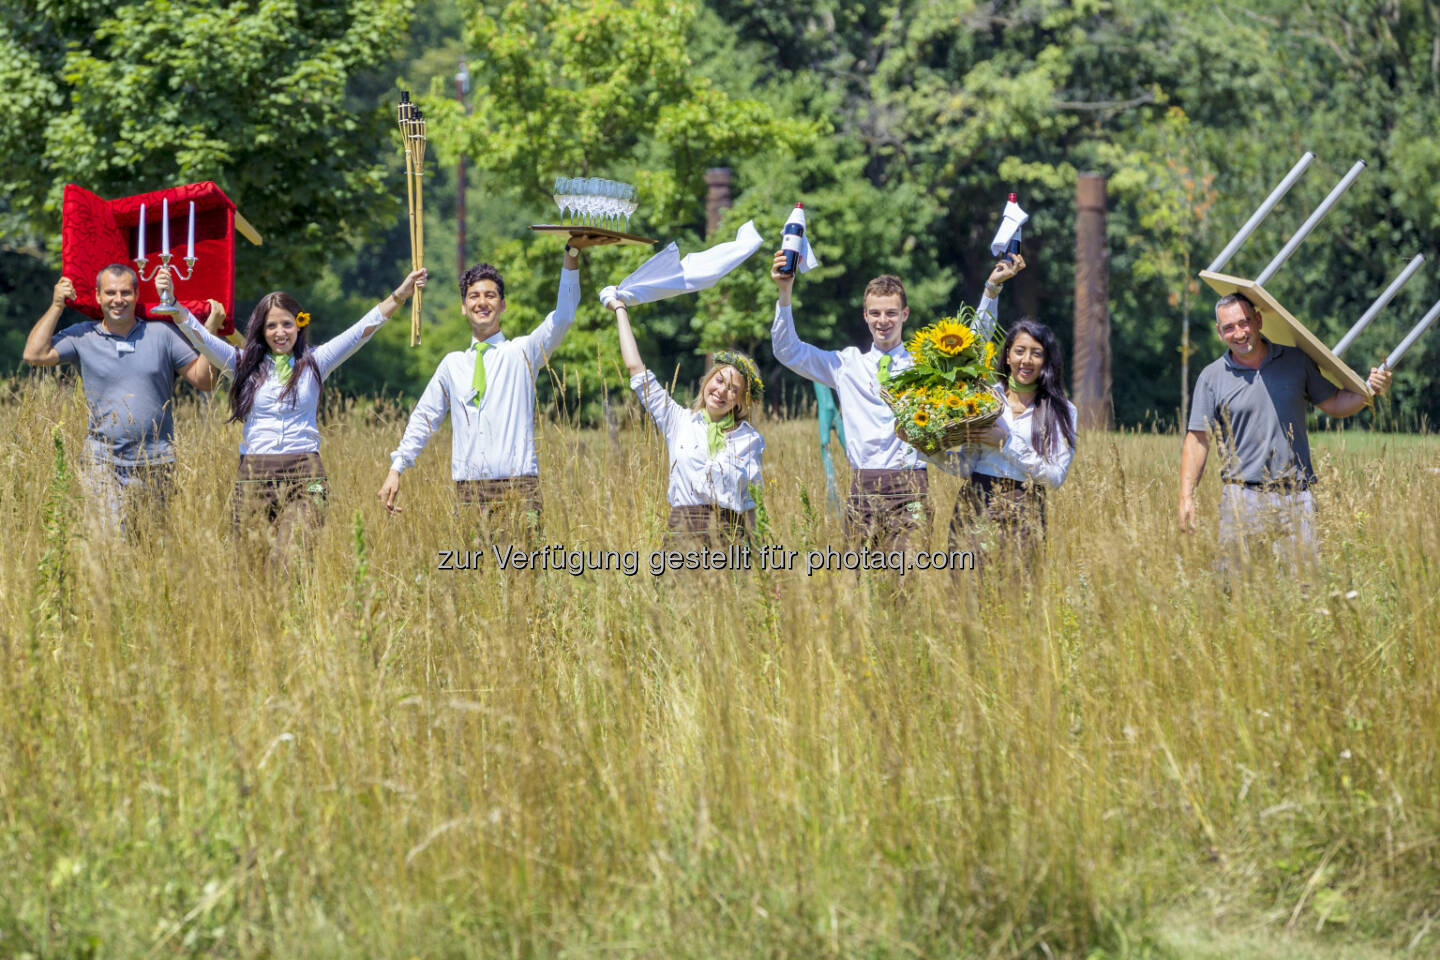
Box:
left=273, top=352, right=293, bottom=384
left=877, top=352, right=892, bottom=386
left=471, top=340, right=493, bottom=406
left=704, top=410, right=734, bottom=457
left=1008, top=374, right=1038, bottom=395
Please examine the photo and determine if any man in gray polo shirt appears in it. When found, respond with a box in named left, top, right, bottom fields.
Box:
left=1178, top=291, right=1391, bottom=567
left=23, top=264, right=219, bottom=536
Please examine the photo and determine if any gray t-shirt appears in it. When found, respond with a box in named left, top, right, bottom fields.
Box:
left=1187, top=340, right=1338, bottom=485
left=52, top=319, right=200, bottom=466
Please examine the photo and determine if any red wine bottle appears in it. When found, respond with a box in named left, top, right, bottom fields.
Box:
left=779, top=203, right=806, bottom=276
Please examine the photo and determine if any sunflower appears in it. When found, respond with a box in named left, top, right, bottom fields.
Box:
left=944, top=392, right=963, bottom=409
left=962, top=396, right=979, bottom=416
left=929, top=318, right=975, bottom=356
left=984, top=341, right=997, bottom=366
left=906, top=333, right=926, bottom=361
left=912, top=408, right=930, bottom=427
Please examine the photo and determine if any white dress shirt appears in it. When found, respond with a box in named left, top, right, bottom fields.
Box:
left=630, top=369, right=765, bottom=512
left=770, top=291, right=998, bottom=471
left=390, top=268, right=580, bottom=480
left=931, top=391, right=1078, bottom=488
left=173, top=304, right=388, bottom=454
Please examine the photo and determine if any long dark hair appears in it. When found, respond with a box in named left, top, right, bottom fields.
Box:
left=997, top=318, right=1076, bottom=459
left=229, top=292, right=320, bottom=423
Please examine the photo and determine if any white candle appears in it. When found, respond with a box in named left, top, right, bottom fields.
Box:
left=138, top=203, right=146, bottom=260
left=187, top=201, right=195, bottom=260
left=162, top=197, right=169, bottom=253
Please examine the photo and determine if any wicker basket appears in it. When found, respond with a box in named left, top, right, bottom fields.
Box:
left=882, top=388, right=1003, bottom=455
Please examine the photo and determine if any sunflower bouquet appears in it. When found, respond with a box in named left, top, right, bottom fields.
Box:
left=881, top=305, right=1003, bottom=455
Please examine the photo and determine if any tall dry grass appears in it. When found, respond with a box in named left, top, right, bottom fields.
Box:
left=2, top=374, right=1438, bottom=958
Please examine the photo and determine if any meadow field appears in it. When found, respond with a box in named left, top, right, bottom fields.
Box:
left=2, top=377, right=1438, bottom=958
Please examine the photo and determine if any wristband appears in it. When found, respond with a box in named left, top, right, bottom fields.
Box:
left=984, top=282, right=1001, bottom=298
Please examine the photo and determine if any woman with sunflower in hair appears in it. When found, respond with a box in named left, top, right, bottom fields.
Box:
left=160, top=266, right=426, bottom=563
left=929, top=317, right=1077, bottom=564
left=604, top=297, right=765, bottom=548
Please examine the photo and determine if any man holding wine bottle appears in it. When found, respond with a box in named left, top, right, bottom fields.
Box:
left=770, top=246, right=1025, bottom=553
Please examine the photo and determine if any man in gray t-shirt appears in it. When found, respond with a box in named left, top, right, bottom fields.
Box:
left=1178, top=292, right=1391, bottom=566
left=24, top=265, right=219, bottom=534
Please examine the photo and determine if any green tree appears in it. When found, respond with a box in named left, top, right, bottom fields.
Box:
left=0, top=0, right=416, bottom=292
left=412, top=0, right=818, bottom=419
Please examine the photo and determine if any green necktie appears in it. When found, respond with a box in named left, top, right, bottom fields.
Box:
left=471, top=341, right=492, bottom=406
left=273, top=353, right=292, bottom=384
left=877, top=353, right=892, bottom=386
left=704, top=410, right=734, bottom=458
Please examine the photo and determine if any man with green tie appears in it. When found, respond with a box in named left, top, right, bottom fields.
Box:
left=378, top=240, right=606, bottom=535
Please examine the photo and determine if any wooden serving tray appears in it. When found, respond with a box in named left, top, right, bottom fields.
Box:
left=530, top=225, right=656, bottom=246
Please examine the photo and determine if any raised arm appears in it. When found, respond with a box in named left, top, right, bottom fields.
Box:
left=170, top=302, right=239, bottom=375
left=607, top=300, right=646, bottom=377
left=22, top=277, right=75, bottom=367
left=972, top=254, right=1026, bottom=341
left=608, top=296, right=685, bottom=437
left=523, top=245, right=589, bottom=368
left=769, top=250, right=842, bottom=388
left=312, top=268, right=427, bottom=377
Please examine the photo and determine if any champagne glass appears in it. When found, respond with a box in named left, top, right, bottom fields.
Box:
left=584, top=177, right=599, bottom=226
left=622, top=183, right=637, bottom=232
left=567, top=178, right=579, bottom=227
left=603, top=180, right=618, bottom=228
left=564, top=177, right=579, bottom=225
left=553, top=176, right=567, bottom=224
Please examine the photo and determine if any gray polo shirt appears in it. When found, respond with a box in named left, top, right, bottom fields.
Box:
left=52, top=319, right=200, bottom=466
left=1187, top=340, right=1338, bottom=486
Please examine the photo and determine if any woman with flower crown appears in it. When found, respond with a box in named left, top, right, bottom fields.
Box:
left=159, top=266, right=426, bottom=562
left=604, top=296, right=765, bottom=547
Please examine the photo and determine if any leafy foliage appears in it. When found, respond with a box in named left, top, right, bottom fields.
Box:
left=4, top=0, right=1440, bottom=429
left=0, top=0, right=417, bottom=289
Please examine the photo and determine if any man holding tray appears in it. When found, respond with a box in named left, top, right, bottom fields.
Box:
left=770, top=252, right=1025, bottom=552
left=378, top=239, right=605, bottom=537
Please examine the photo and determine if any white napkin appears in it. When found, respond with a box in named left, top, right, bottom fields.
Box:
left=989, top=199, right=1029, bottom=257
left=600, top=220, right=764, bottom=306
left=795, top=235, right=821, bottom=274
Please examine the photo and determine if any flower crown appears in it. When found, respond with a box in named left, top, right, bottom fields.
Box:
left=712, top=349, right=763, bottom=400
left=294, top=312, right=311, bottom=328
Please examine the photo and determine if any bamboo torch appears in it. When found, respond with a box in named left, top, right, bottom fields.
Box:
left=397, top=92, right=426, bottom=346
left=412, top=108, right=426, bottom=344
